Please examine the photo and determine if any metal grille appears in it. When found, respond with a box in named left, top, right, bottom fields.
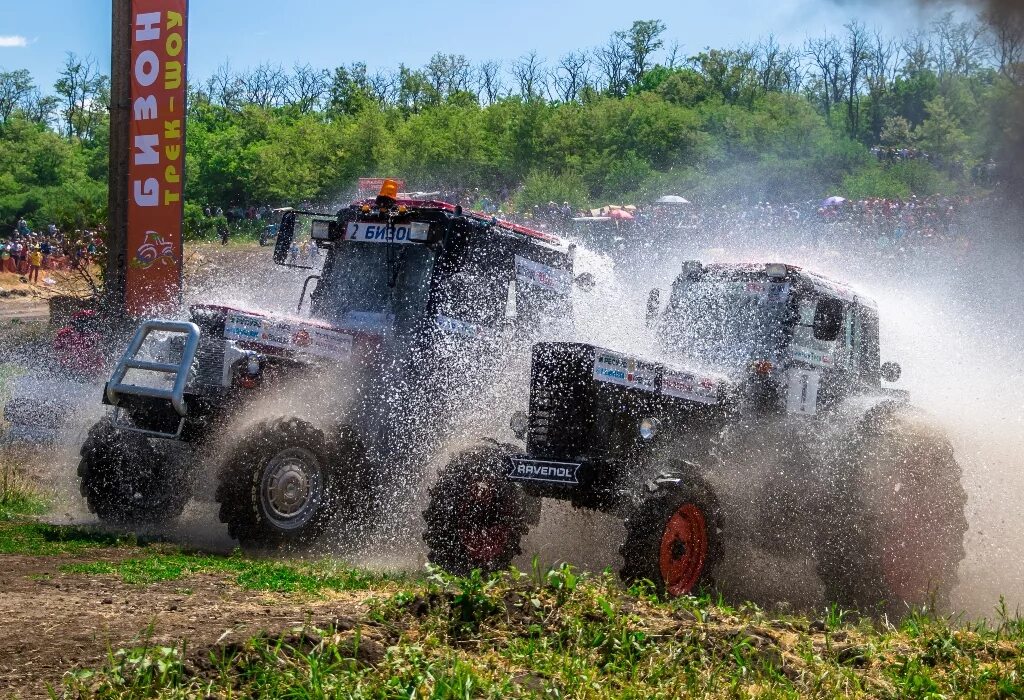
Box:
left=192, top=336, right=226, bottom=388
left=527, top=343, right=594, bottom=460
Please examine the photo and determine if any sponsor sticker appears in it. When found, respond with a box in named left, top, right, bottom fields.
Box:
left=661, top=371, right=719, bottom=404
left=343, top=221, right=429, bottom=244
left=791, top=344, right=834, bottom=368
left=743, top=281, right=791, bottom=301
left=786, top=368, right=821, bottom=415
left=515, top=255, right=571, bottom=295
left=224, top=313, right=353, bottom=360
left=593, top=350, right=657, bottom=392
left=508, top=458, right=581, bottom=485
left=435, top=315, right=486, bottom=339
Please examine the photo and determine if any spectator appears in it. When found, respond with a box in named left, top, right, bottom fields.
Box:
left=27, top=245, right=42, bottom=284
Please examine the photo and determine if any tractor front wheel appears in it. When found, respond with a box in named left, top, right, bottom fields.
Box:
left=620, top=474, right=720, bottom=597
left=216, top=417, right=344, bottom=553
left=78, top=417, right=189, bottom=528
left=422, top=447, right=528, bottom=577
left=817, top=409, right=968, bottom=617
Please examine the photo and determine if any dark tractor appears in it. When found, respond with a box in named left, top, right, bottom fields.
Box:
left=78, top=182, right=582, bottom=551
left=424, top=261, right=967, bottom=616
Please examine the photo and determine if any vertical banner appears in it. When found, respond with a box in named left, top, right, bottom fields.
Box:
left=125, top=1, right=187, bottom=316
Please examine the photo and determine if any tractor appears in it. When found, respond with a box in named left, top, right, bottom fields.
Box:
left=423, top=261, right=967, bottom=616
left=78, top=181, right=583, bottom=551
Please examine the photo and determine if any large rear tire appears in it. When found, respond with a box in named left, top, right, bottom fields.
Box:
left=422, top=446, right=528, bottom=577
left=818, top=409, right=968, bottom=617
left=215, top=417, right=345, bottom=553
left=620, top=473, right=721, bottom=598
left=77, top=418, right=189, bottom=527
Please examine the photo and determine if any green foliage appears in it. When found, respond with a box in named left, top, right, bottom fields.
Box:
left=62, top=554, right=1024, bottom=698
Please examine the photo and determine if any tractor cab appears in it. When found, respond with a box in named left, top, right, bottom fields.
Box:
left=650, top=261, right=899, bottom=416
left=277, top=181, right=576, bottom=349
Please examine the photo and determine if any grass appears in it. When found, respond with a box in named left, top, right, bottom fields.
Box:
left=58, top=552, right=391, bottom=592
left=0, top=451, right=47, bottom=522
left=57, top=561, right=1024, bottom=699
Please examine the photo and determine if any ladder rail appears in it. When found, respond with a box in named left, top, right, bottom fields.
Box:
left=105, top=320, right=201, bottom=417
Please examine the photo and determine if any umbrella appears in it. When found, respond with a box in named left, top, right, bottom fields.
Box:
left=608, top=209, right=634, bottom=221
left=656, top=195, right=691, bottom=204
left=822, top=196, right=846, bottom=206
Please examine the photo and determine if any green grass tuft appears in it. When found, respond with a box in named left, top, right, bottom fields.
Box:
left=63, top=563, right=1024, bottom=698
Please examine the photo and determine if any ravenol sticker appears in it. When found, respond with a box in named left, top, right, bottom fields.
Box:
left=515, top=255, right=571, bottom=295
left=791, top=344, right=834, bottom=368
left=224, top=313, right=353, bottom=360
left=508, top=458, right=581, bottom=485
left=344, top=221, right=429, bottom=244
left=593, top=350, right=657, bottom=392
left=661, top=371, right=719, bottom=404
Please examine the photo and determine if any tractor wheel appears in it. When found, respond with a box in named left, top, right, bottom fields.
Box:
left=216, top=417, right=344, bottom=553
left=817, top=410, right=968, bottom=617
left=77, top=417, right=189, bottom=527
left=620, top=474, right=721, bottom=598
left=422, top=446, right=528, bottom=577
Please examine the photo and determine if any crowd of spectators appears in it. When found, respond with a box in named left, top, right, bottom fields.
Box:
left=1, top=218, right=103, bottom=284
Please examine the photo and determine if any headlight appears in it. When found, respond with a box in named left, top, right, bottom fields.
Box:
left=510, top=410, right=528, bottom=440
left=639, top=417, right=661, bottom=440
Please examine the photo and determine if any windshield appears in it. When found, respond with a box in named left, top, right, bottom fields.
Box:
left=313, top=241, right=434, bottom=330
left=658, top=276, right=791, bottom=376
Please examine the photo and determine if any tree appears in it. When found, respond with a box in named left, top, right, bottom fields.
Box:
left=328, top=63, right=375, bottom=115
left=880, top=115, right=912, bottom=146
left=552, top=51, right=590, bottom=103
left=595, top=33, right=630, bottom=97
left=984, top=5, right=1024, bottom=83
left=425, top=53, right=473, bottom=100
left=287, top=63, right=330, bottom=113
left=805, top=33, right=846, bottom=120
left=0, top=69, right=34, bottom=124
left=476, top=60, right=504, bottom=104
left=844, top=21, right=870, bottom=138
left=511, top=51, right=546, bottom=100
left=914, top=95, right=967, bottom=160
left=53, top=53, right=108, bottom=140
left=620, top=19, right=666, bottom=85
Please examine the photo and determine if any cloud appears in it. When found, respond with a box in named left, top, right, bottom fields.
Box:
left=0, top=35, right=27, bottom=48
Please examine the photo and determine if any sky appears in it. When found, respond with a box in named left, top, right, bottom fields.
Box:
left=0, top=0, right=975, bottom=91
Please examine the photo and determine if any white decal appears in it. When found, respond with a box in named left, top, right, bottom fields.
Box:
left=435, top=315, right=486, bottom=338
left=786, top=368, right=821, bottom=415
left=662, top=371, right=719, bottom=404
left=515, top=255, right=571, bottom=295
left=593, top=350, right=657, bottom=392
left=791, top=344, right=834, bottom=368
left=224, top=313, right=353, bottom=360
left=344, top=221, right=429, bottom=243
left=508, top=458, right=581, bottom=484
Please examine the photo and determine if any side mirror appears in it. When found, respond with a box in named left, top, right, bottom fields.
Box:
left=646, top=288, right=661, bottom=326
left=574, top=272, right=595, bottom=291
left=273, top=211, right=297, bottom=265
left=880, top=361, right=901, bottom=383
left=812, top=297, right=843, bottom=341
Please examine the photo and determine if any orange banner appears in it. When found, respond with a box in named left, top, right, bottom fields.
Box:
left=125, top=0, right=187, bottom=315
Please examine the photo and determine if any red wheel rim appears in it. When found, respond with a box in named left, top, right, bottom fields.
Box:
left=459, top=526, right=512, bottom=565
left=880, top=497, right=949, bottom=603
left=457, top=475, right=512, bottom=567
left=659, top=503, right=708, bottom=597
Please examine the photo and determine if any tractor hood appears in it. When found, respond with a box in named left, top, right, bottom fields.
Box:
left=190, top=303, right=380, bottom=362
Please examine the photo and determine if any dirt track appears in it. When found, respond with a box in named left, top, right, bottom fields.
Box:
left=0, top=550, right=369, bottom=699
